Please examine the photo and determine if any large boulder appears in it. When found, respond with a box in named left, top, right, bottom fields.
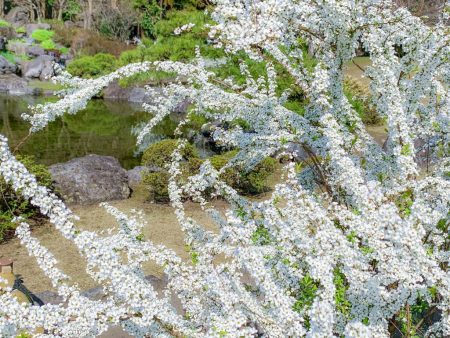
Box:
left=5, top=7, right=30, bottom=28
left=0, top=74, right=30, bottom=95
left=6, top=40, right=28, bottom=55
left=49, top=155, right=131, bottom=205
left=26, top=45, right=45, bottom=58
left=22, top=55, right=54, bottom=80
left=0, top=55, right=17, bottom=74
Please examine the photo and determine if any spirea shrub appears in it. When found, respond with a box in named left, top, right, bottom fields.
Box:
left=0, top=1, right=449, bottom=337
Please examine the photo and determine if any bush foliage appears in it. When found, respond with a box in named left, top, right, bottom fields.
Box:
left=0, top=156, right=53, bottom=242
left=141, top=140, right=276, bottom=202
left=67, top=53, right=118, bottom=78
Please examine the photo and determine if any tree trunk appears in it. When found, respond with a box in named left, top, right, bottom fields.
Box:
left=0, top=0, right=4, bottom=17
left=58, top=6, right=63, bottom=21
left=84, top=0, right=93, bottom=29
left=39, top=0, right=46, bottom=20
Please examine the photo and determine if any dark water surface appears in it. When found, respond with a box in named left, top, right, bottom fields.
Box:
left=0, top=95, right=152, bottom=169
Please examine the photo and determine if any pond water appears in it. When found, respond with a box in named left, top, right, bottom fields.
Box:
left=0, top=95, right=176, bottom=169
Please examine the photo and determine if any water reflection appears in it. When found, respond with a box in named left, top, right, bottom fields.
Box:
left=0, top=95, right=151, bottom=169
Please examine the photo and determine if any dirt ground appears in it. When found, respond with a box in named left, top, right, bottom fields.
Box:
left=0, top=186, right=228, bottom=293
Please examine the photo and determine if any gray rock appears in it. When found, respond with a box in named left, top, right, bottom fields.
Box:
left=49, top=154, right=131, bottom=205
left=0, top=55, right=17, bottom=74
left=5, top=7, right=30, bottom=28
left=6, top=40, right=28, bottom=55
left=22, top=55, right=54, bottom=80
left=103, top=81, right=191, bottom=111
left=64, top=21, right=75, bottom=29
left=25, top=23, right=51, bottom=37
left=0, top=26, right=16, bottom=40
left=128, top=87, right=150, bottom=103
left=26, top=45, right=45, bottom=57
left=0, top=74, right=30, bottom=95
left=127, top=166, right=147, bottom=186
left=103, top=81, right=159, bottom=103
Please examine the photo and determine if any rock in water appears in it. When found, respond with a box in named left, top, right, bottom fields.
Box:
left=0, top=74, right=30, bottom=95
left=49, top=155, right=131, bottom=205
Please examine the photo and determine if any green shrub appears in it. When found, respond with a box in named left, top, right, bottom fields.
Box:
left=141, top=139, right=200, bottom=202
left=141, top=139, right=198, bottom=168
left=142, top=171, right=171, bottom=202
left=210, top=151, right=277, bottom=194
left=0, top=156, right=53, bottom=242
left=67, top=53, right=117, bottom=78
left=141, top=141, right=276, bottom=201
left=40, top=39, right=56, bottom=50
left=31, top=29, right=55, bottom=42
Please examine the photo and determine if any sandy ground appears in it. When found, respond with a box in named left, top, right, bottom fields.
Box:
left=0, top=186, right=228, bottom=293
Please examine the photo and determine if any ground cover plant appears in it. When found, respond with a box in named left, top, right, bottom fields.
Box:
left=0, top=0, right=449, bottom=337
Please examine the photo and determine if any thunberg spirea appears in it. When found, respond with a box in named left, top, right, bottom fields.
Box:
left=0, top=0, right=449, bottom=337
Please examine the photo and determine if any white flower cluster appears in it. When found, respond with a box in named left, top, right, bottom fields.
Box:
left=173, top=23, right=196, bottom=35
left=0, top=0, right=449, bottom=337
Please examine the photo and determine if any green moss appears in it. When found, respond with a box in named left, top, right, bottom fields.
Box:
left=15, top=26, right=26, bottom=34
left=0, top=51, right=16, bottom=64
left=40, top=39, right=56, bottom=50
left=28, top=80, right=64, bottom=91
left=0, top=19, right=10, bottom=27
left=0, top=156, right=53, bottom=242
left=31, top=29, right=55, bottom=42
